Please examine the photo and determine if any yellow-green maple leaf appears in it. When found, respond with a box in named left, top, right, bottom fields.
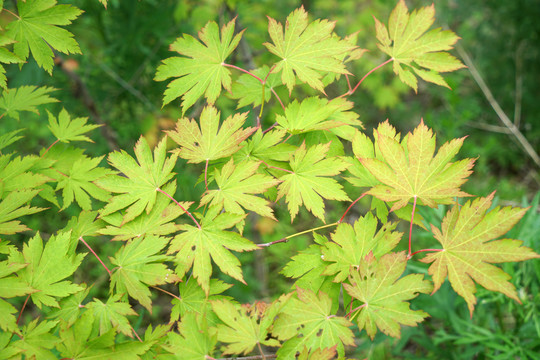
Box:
left=421, top=193, right=540, bottom=315
left=374, top=0, right=465, bottom=91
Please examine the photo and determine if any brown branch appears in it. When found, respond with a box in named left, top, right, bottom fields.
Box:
left=54, top=54, right=119, bottom=151
left=216, top=355, right=277, bottom=360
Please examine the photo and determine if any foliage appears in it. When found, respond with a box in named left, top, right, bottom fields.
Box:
left=0, top=0, right=538, bottom=359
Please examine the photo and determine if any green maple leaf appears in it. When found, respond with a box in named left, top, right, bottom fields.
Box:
left=96, top=136, right=177, bottom=224
left=167, top=105, right=256, bottom=164
left=0, top=154, right=51, bottom=195
left=276, top=97, right=361, bottom=135
left=420, top=193, right=540, bottom=315
left=374, top=0, right=465, bottom=91
left=234, top=128, right=296, bottom=165
left=48, top=285, right=90, bottom=327
left=47, top=108, right=101, bottom=144
left=164, top=312, right=217, bottom=360
left=322, top=213, right=402, bottom=282
left=0, top=35, right=24, bottom=90
left=0, top=189, right=46, bottom=235
left=264, top=6, right=356, bottom=93
left=171, top=277, right=232, bottom=326
left=0, top=257, right=35, bottom=332
left=362, top=121, right=475, bottom=211
left=273, top=287, right=355, bottom=358
left=9, top=231, right=84, bottom=308
left=155, top=18, right=243, bottom=113
left=10, top=319, right=59, bottom=360
left=229, top=65, right=283, bottom=108
left=298, top=346, right=337, bottom=360
left=200, top=159, right=280, bottom=219
left=343, top=251, right=432, bottom=339
left=0, top=129, right=24, bottom=152
left=100, top=183, right=193, bottom=240
left=0, top=85, right=57, bottom=121
left=168, top=205, right=258, bottom=294
left=86, top=294, right=137, bottom=338
left=211, top=295, right=290, bottom=355
left=277, top=142, right=349, bottom=222
left=109, top=235, right=180, bottom=312
left=5, top=0, right=83, bottom=74
left=54, top=155, right=115, bottom=210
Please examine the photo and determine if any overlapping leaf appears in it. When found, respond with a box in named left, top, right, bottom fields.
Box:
left=168, top=205, right=258, bottom=294
left=229, top=65, right=283, bottom=108
left=276, top=96, right=361, bottom=135
left=277, top=142, right=349, bottom=221
left=109, top=235, right=179, bottom=312
left=211, top=296, right=289, bottom=355
left=0, top=154, right=51, bottom=195
left=361, top=121, right=474, bottom=211
left=8, top=319, right=59, bottom=359
left=322, top=213, right=402, bottom=282
left=200, top=159, right=280, bottom=219
left=155, top=19, right=243, bottom=113
left=164, top=312, right=217, bottom=360
left=86, top=294, right=137, bottom=337
left=0, top=86, right=57, bottom=121
left=273, top=287, right=355, bottom=358
left=47, top=108, right=101, bottom=144
left=0, top=189, right=46, bottom=235
left=5, top=0, right=82, bottom=74
left=264, top=6, right=356, bottom=93
left=0, top=257, right=35, bottom=332
left=421, top=193, right=540, bottom=315
left=96, top=136, right=177, bottom=224
left=344, top=252, right=432, bottom=339
left=374, top=0, right=465, bottom=91
left=9, top=232, right=84, bottom=308
left=234, top=128, right=296, bottom=165
left=0, top=34, right=24, bottom=90
left=167, top=106, right=256, bottom=163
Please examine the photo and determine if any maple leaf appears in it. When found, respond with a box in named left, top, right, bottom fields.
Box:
left=164, top=312, right=217, bottom=359
left=343, top=251, right=432, bottom=339
left=200, top=159, right=280, bottom=219
left=100, top=183, right=193, bottom=240
left=9, top=319, right=59, bottom=360
left=273, top=287, right=355, bottom=358
left=264, top=6, right=356, bottom=93
left=229, top=65, right=283, bottom=108
left=0, top=153, right=51, bottom=195
left=322, top=213, right=402, bottom=282
left=0, top=129, right=24, bottom=152
left=9, top=231, right=84, bottom=308
left=53, top=155, right=115, bottom=210
left=86, top=294, right=137, bottom=338
left=109, top=235, right=180, bottom=312
left=167, top=105, right=256, bottom=164
left=298, top=346, right=337, bottom=360
left=276, top=96, right=361, bottom=135
left=277, top=142, right=350, bottom=222
left=234, top=128, right=296, bottom=165
left=47, top=108, right=101, bottom=144
left=96, top=136, right=177, bottom=225
left=0, top=35, right=24, bottom=90
left=155, top=18, right=244, bottom=113
left=0, top=189, right=46, bottom=235
left=5, top=0, right=83, bottom=74
left=211, top=296, right=289, bottom=355
left=48, top=285, right=90, bottom=327
left=420, top=193, right=540, bottom=315
left=374, top=0, right=465, bottom=91
left=361, top=120, right=474, bottom=212
left=168, top=205, right=258, bottom=294
left=0, top=85, right=57, bottom=121
left=0, top=257, right=35, bottom=332
left=171, top=277, right=232, bottom=326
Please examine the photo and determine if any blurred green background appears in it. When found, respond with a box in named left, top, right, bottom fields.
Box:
left=2, top=0, right=539, bottom=358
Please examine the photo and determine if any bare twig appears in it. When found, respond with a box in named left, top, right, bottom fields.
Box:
left=456, top=44, right=540, bottom=167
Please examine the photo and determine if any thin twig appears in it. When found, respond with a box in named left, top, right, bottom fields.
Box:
left=407, top=195, right=418, bottom=258
left=156, top=187, right=201, bottom=229
left=338, top=58, right=394, bottom=98
left=456, top=44, right=540, bottom=167
left=339, top=192, right=368, bottom=223
left=216, top=355, right=277, bottom=360
left=151, top=286, right=182, bottom=301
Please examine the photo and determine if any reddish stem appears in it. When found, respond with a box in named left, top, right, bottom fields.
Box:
left=345, top=303, right=366, bottom=319
left=270, top=88, right=286, bottom=111
left=339, top=192, right=368, bottom=223
left=263, top=64, right=276, bottom=83
left=17, top=295, right=31, bottom=324
left=262, top=122, right=277, bottom=134
left=222, top=63, right=264, bottom=83
left=345, top=73, right=352, bottom=92
left=156, top=187, right=201, bottom=229
left=407, top=195, right=418, bottom=257
left=339, top=58, right=394, bottom=98
left=258, top=238, right=288, bottom=248
left=259, top=159, right=293, bottom=174
left=204, top=159, right=209, bottom=192
left=409, top=248, right=443, bottom=258
left=151, top=285, right=182, bottom=301
left=41, top=139, right=59, bottom=158
left=131, top=326, right=143, bottom=342
left=79, top=237, right=112, bottom=276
